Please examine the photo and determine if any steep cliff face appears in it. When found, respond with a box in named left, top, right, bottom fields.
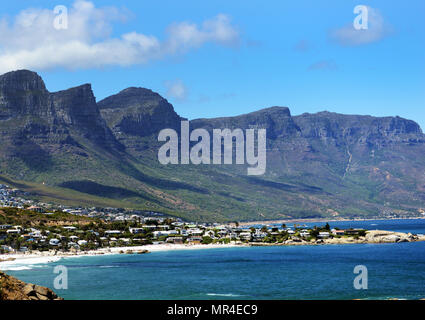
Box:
left=0, top=70, right=119, bottom=148
left=50, top=84, right=121, bottom=149
left=186, top=106, right=425, bottom=218
left=99, top=87, right=182, bottom=137
left=191, top=106, right=300, bottom=139
left=1, top=69, right=425, bottom=221
left=98, top=87, right=182, bottom=156
left=0, top=70, right=50, bottom=119
left=95, top=82, right=425, bottom=220
left=0, top=70, right=123, bottom=180
left=191, top=107, right=424, bottom=146
left=293, top=112, right=424, bottom=146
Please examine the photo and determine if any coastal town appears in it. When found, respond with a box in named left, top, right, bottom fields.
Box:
left=1, top=182, right=425, bottom=256
left=0, top=205, right=366, bottom=254
left=1, top=184, right=425, bottom=302
left=0, top=183, right=166, bottom=222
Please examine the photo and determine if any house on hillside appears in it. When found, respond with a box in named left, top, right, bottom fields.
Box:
left=27, top=206, right=43, bottom=213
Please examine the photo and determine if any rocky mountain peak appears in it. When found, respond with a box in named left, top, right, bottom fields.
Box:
left=0, top=70, right=49, bottom=119
left=98, top=87, right=167, bottom=110
left=51, top=83, right=98, bottom=122
left=250, top=106, right=291, bottom=116
left=191, top=106, right=299, bottom=139
left=99, top=87, right=182, bottom=137
left=0, top=70, right=46, bottom=91
left=0, top=70, right=120, bottom=153
left=293, top=111, right=424, bottom=144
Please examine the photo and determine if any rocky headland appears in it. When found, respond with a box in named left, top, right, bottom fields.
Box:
left=0, top=270, right=62, bottom=300
left=250, top=230, right=425, bottom=246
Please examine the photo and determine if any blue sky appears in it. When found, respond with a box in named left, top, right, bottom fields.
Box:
left=0, top=0, right=424, bottom=128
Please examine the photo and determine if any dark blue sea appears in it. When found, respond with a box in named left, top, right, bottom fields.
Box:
left=5, top=219, right=425, bottom=300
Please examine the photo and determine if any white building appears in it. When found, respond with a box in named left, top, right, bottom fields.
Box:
left=49, top=238, right=60, bottom=246
left=239, top=232, right=252, bottom=240
left=318, top=232, right=330, bottom=238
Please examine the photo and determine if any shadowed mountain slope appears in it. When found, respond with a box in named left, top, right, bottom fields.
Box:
left=1, top=70, right=424, bottom=221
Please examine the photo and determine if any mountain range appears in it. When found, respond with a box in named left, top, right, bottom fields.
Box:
left=0, top=69, right=424, bottom=222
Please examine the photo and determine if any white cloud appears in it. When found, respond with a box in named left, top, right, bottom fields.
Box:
left=165, top=79, right=188, bottom=101
left=165, top=14, right=239, bottom=54
left=0, top=0, right=239, bottom=73
left=330, top=7, right=391, bottom=47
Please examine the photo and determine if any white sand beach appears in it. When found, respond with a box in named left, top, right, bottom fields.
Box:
left=0, top=243, right=245, bottom=271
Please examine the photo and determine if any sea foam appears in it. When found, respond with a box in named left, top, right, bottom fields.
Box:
left=0, top=256, right=62, bottom=271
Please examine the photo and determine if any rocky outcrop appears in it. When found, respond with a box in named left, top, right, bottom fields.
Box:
left=50, top=83, right=120, bottom=149
left=323, top=230, right=423, bottom=244
left=2, top=69, right=425, bottom=221
left=99, top=87, right=182, bottom=137
left=364, top=230, right=419, bottom=243
left=0, top=271, right=62, bottom=300
left=293, top=111, right=424, bottom=147
left=249, top=229, right=425, bottom=247
left=0, top=70, right=49, bottom=119
left=191, top=106, right=300, bottom=139
left=0, top=70, right=127, bottom=184
left=0, top=70, right=121, bottom=150
left=98, top=87, right=182, bottom=157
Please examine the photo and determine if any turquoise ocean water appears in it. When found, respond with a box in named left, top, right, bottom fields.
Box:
left=5, top=219, right=425, bottom=300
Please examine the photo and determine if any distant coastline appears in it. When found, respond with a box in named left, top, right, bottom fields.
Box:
left=2, top=229, right=425, bottom=271
left=238, top=216, right=425, bottom=227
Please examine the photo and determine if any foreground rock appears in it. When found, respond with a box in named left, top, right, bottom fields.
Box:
left=0, top=271, right=62, bottom=300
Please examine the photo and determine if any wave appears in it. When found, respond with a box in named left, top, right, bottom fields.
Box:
left=98, top=265, right=118, bottom=268
left=0, top=256, right=62, bottom=271
left=1, top=266, right=32, bottom=271
left=206, top=293, right=245, bottom=297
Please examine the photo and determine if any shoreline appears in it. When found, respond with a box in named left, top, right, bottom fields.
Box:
left=0, top=243, right=246, bottom=270
left=237, top=216, right=425, bottom=227
left=2, top=229, right=425, bottom=271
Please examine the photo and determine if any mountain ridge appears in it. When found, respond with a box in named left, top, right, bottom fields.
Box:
left=0, top=69, right=424, bottom=222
